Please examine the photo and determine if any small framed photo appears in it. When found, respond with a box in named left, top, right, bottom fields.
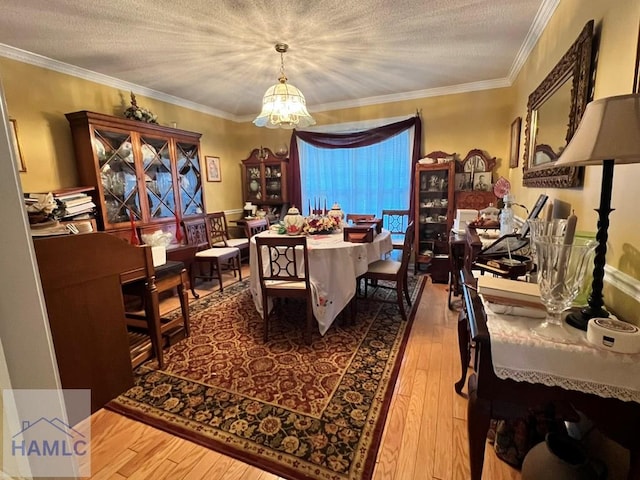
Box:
left=9, top=119, right=26, bottom=172
left=473, top=172, right=491, bottom=191
left=509, top=117, right=522, bottom=168
left=454, top=172, right=471, bottom=191
left=205, top=155, right=221, bottom=182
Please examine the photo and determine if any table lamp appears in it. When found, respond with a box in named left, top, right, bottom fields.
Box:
left=552, top=93, right=640, bottom=331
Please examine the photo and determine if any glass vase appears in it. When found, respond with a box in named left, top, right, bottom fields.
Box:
left=532, top=236, right=597, bottom=341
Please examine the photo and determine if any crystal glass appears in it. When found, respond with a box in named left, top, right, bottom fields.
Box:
left=526, top=218, right=568, bottom=280
left=527, top=219, right=568, bottom=254
left=532, top=236, right=597, bottom=341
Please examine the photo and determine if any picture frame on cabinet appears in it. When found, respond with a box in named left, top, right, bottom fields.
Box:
left=205, top=156, right=221, bottom=182
left=473, top=172, right=491, bottom=191
left=9, top=119, right=26, bottom=172
left=509, top=117, right=521, bottom=168
left=455, top=172, right=471, bottom=191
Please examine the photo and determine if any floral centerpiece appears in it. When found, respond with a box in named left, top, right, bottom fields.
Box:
left=124, top=92, right=158, bottom=124
left=303, top=215, right=339, bottom=234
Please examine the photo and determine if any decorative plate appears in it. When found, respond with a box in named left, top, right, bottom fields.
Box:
left=493, top=176, right=511, bottom=199
left=92, top=138, right=106, bottom=160
left=142, top=144, right=157, bottom=166
left=118, top=141, right=134, bottom=163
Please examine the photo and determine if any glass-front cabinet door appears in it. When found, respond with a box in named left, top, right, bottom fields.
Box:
left=264, top=163, right=283, bottom=201
left=246, top=165, right=263, bottom=203
left=94, top=127, right=141, bottom=225
left=176, top=141, right=204, bottom=216
left=140, top=135, right=176, bottom=220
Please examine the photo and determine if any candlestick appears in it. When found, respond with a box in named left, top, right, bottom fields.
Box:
left=324, top=198, right=327, bottom=215
left=308, top=199, right=312, bottom=216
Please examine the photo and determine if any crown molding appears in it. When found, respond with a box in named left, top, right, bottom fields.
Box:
left=0, top=43, right=235, bottom=121
left=507, top=0, right=560, bottom=82
left=237, top=78, right=512, bottom=123
left=1, top=0, right=556, bottom=126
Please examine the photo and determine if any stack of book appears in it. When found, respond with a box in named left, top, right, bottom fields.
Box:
left=51, top=187, right=96, bottom=220
left=477, top=276, right=543, bottom=310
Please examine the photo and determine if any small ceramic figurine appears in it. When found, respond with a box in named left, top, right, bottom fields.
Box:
left=283, top=206, right=305, bottom=235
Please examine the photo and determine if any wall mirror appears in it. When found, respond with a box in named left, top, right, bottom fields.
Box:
left=522, top=20, right=595, bottom=188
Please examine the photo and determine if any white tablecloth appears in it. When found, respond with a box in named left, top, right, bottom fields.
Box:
left=250, top=230, right=392, bottom=336
left=482, top=297, right=640, bottom=403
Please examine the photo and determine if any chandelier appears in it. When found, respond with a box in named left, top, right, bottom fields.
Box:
left=253, top=43, right=316, bottom=129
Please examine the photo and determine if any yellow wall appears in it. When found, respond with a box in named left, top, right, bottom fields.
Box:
left=2, top=0, right=639, bottom=319
left=0, top=56, right=254, bottom=213
left=506, top=0, right=640, bottom=322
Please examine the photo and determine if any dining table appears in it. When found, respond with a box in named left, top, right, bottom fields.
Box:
left=249, top=228, right=393, bottom=336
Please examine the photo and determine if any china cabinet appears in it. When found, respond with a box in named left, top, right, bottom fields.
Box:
left=414, top=162, right=455, bottom=282
left=241, top=147, right=288, bottom=218
left=66, top=111, right=205, bottom=242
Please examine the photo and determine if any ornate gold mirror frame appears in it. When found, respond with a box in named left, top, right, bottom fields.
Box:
left=522, top=20, right=595, bottom=188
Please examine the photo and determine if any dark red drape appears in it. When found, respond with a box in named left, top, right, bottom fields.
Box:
left=287, top=115, right=422, bottom=218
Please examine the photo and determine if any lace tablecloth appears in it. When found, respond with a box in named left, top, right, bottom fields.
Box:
left=250, top=230, right=392, bottom=335
left=482, top=298, right=640, bottom=403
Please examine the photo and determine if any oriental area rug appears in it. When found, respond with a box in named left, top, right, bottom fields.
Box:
left=108, top=275, right=426, bottom=480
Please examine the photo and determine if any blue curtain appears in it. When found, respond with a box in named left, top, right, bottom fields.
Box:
left=288, top=116, right=422, bottom=218
left=298, top=130, right=411, bottom=216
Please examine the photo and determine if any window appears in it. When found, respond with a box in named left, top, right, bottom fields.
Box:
left=298, top=129, right=412, bottom=216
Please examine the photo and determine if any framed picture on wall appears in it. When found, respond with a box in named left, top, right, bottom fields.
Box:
left=205, top=156, right=221, bottom=182
left=509, top=117, right=521, bottom=168
left=9, top=119, right=26, bottom=172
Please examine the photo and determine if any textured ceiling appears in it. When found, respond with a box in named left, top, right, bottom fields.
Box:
left=0, top=0, right=552, bottom=121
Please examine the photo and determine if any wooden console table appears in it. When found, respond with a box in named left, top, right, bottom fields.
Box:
left=457, top=269, right=640, bottom=479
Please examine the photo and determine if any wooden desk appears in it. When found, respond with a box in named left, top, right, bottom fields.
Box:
left=33, top=233, right=154, bottom=413
left=456, top=269, right=640, bottom=479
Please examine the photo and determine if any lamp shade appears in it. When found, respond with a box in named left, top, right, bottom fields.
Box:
left=554, top=93, right=640, bottom=166
left=253, top=79, right=316, bottom=129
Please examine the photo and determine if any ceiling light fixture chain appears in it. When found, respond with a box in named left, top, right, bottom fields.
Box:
left=253, top=43, right=315, bottom=129
left=277, top=43, right=288, bottom=83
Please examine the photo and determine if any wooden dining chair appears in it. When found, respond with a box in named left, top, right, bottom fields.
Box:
left=346, top=213, right=376, bottom=224
left=382, top=209, right=410, bottom=251
left=359, top=221, right=415, bottom=320
left=255, top=235, right=314, bottom=344
left=244, top=218, right=269, bottom=238
left=207, top=211, right=250, bottom=262
left=181, top=217, right=242, bottom=296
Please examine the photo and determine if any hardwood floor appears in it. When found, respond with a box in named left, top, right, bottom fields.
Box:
left=87, top=269, right=520, bottom=480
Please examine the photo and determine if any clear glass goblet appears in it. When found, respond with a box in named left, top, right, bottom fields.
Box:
left=526, top=219, right=568, bottom=281
left=532, top=235, right=597, bottom=342
left=527, top=219, right=568, bottom=255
